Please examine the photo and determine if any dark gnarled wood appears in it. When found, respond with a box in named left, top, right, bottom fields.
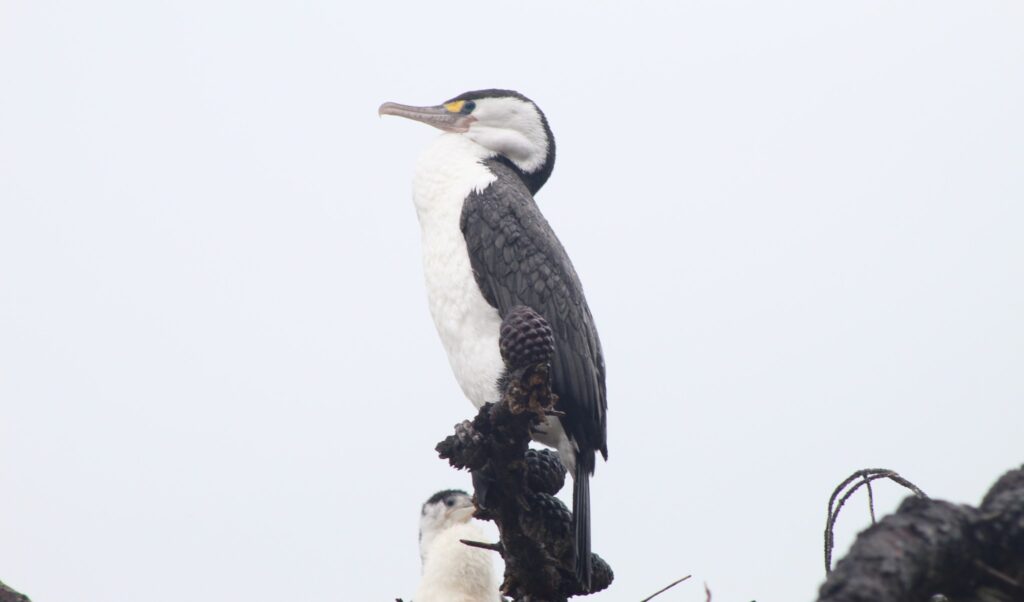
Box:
left=818, top=465, right=1024, bottom=602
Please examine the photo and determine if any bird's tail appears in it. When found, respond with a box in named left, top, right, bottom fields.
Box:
left=573, top=457, right=592, bottom=590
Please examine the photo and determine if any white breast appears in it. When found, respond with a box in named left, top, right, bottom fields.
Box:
left=414, top=522, right=501, bottom=602
left=413, top=134, right=504, bottom=407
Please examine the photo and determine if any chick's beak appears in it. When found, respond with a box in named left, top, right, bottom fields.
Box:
left=447, top=502, right=476, bottom=523
left=378, top=102, right=475, bottom=133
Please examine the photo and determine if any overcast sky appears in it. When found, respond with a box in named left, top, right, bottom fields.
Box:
left=2, top=2, right=1022, bottom=601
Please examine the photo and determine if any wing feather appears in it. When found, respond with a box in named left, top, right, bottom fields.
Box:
left=461, top=160, right=607, bottom=460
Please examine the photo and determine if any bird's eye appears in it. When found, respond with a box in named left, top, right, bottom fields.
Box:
left=443, top=100, right=476, bottom=114
left=445, top=498, right=455, bottom=507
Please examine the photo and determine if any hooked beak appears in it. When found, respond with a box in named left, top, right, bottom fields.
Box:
left=378, top=101, right=475, bottom=133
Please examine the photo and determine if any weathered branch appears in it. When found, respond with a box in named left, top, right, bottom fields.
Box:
left=0, top=580, right=30, bottom=602
left=436, top=305, right=613, bottom=601
left=824, top=468, right=928, bottom=573
left=818, top=464, right=1024, bottom=602
left=639, top=575, right=691, bottom=602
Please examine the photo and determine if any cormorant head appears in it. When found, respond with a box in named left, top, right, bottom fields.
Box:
left=418, top=489, right=475, bottom=562
left=380, top=89, right=556, bottom=193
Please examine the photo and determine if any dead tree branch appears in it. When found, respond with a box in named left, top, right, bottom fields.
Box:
left=435, top=305, right=613, bottom=601
left=824, top=468, right=928, bottom=574
left=818, top=464, right=1024, bottom=602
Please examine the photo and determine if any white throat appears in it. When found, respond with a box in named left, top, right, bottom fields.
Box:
left=412, top=134, right=495, bottom=218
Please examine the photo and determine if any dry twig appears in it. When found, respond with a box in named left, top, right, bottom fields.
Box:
left=460, top=539, right=505, bottom=554
left=639, top=575, right=691, bottom=602
left=824, top=468, right=927, bottom=574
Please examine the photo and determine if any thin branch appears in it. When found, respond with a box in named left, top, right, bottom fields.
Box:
left=460, top=539, right=505, bottom=554
left=639, top=575, right=691, bottom=602
left=824, top=468, right=927, bottom=574
left=864, top=476, right=876, bottom=524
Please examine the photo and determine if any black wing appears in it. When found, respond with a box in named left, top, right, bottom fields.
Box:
left=461, top=160, right=607, bottom=463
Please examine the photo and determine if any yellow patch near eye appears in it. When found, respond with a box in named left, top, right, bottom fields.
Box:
left=443, top=101, right=466, bottom=113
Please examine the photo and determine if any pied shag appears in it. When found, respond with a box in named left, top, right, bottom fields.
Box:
left=380, top=89, right=607, bottom=587
left=415, top=489, right=501, bottom=602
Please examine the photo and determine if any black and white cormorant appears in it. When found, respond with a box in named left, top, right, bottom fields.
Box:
left=380, top=89, right=608, bottom=586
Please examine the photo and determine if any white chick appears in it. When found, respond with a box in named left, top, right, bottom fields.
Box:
left=414, top=489, right=501, bottom=602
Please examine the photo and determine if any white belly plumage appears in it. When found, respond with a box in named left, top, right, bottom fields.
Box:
left=413, top=134, right=504, bottom=406
left=414, top=521, right=501, bottom=602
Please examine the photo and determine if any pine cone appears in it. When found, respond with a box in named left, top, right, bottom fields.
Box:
left=568, top=553, right=614, bottom=595
left=525, top=448, right=566, bottom=495
left=500, top=306, right=555, bottom=369
left=520, top=491, right=573, bottom=553
left=591, top=553, right=615, bottom=593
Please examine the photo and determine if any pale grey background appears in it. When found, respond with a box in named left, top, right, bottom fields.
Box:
left=2, top=1, right=1022, bottom=600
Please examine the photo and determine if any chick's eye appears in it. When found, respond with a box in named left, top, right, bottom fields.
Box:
left=445, top=498, right=455, bottom=507
left=462, top=100, right=476, bottom=113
